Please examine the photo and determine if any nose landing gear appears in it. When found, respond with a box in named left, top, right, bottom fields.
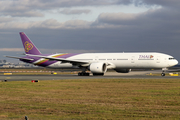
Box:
left=161, top=68, right=168, bottom=77
left=161, top=73, right=165, bottom=76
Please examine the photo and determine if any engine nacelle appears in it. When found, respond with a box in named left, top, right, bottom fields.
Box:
left=89, top=63, right=107, bottom=73
left=114, top=69, right=131, bottom=73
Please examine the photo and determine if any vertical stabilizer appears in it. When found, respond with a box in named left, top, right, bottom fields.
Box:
left=20, top=32, right=41, bottom=55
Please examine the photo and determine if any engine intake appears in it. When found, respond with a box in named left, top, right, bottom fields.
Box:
left=89, top=63, right=107, bottom=74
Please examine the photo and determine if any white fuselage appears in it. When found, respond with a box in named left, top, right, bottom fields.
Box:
left=47, top=52, right=178, bottom=69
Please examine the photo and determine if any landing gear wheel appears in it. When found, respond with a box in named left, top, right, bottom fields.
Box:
left=161, top=73, right=165, bottom=77
left=78, top=72, right=90, bottom=76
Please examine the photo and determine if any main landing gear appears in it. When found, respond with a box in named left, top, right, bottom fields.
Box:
left=77, top=68, right=105, bottom=76
left=78, top=72, right=105, bottom=76
left=78, top=68, right=90, bottom=76
left=78, top=72, right=90, bottom=76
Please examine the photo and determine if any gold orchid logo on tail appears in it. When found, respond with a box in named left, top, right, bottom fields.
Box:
left=24, top=41, right=33, bottom=52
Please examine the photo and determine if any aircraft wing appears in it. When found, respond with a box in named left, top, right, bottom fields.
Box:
left=26, top=54, right=89, bottom=65
left=5, top=56, right=34, bottom=61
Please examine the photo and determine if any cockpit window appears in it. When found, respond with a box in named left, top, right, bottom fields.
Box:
left=169, top=58, right=175, bottom=60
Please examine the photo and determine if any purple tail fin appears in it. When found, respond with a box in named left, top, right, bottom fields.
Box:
left=20, top=32, right=41, bottom=55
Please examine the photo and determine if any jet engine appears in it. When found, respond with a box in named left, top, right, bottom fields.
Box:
left=114, top=69, right=131, bottom=73
left=89, top=63, right=107, bottom=74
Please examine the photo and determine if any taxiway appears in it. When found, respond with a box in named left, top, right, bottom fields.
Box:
left=0, top=71, right=179, bottom=81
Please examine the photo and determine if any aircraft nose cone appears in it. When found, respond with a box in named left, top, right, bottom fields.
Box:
left=169, top=59, right=178, bottom=67
left=172, top=59, right=178, bottom=66
left=175, top=60, right=178, bottom=65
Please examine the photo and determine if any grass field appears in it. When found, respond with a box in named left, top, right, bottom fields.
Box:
left=0, top=78, right=180, bottom=120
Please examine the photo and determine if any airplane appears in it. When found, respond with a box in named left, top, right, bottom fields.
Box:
left=6, top=32, right=178, bottom=76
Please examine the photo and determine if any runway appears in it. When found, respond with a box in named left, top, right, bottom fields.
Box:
left=0, top=71, right=180, bottom=81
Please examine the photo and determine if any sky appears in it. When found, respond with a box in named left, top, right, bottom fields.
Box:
left=0, top=0, right=180, bottom=63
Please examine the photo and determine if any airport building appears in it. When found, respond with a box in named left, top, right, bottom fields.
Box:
left=0, top=59, right=36, bottom=68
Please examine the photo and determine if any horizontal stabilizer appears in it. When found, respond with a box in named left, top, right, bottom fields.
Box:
left=5, top=56, right=34, bottom=61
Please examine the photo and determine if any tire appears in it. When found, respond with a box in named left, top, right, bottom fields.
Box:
left=78, top=72, right=90, bottom=76
left=78, top=73, right=82, bottom=76
left=85, top=73, right=90, bottom=76
left=161, top=73, right=165, bottom=76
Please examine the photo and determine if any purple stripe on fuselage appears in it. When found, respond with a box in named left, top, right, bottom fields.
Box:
left=20, top=53, right=81, bottom=67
